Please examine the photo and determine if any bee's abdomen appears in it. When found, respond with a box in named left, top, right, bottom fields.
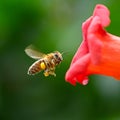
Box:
left=28, top=60, right=44, bottom=75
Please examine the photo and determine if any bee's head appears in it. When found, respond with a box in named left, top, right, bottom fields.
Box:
left=54, top=51, right=63, bottom=62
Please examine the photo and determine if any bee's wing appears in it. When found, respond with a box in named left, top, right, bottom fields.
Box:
left=25, top=45, right=46, bottom=59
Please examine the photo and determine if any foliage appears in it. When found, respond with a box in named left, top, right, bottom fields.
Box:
left=1, top=0, right=120, bottom=120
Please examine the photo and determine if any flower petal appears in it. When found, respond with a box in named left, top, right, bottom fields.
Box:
left=65, top=54, right=90, bottom=85
left=71, top=17, right=93, bottom=65
left=93, top=4, right=110, bottom=27
left=87, top=16, right=104, bottom=64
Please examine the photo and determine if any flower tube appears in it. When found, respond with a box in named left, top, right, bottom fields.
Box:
left=65, top=4, right=120, bottom=85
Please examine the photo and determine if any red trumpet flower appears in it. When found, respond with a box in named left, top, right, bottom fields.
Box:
left=65, top=4, right=120, bottom=85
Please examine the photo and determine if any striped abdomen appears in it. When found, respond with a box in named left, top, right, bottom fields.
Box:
left=28, top=59, right=44, bottom=75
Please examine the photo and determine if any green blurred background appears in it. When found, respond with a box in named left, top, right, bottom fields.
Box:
left=1, top=0, right=120, bottom=120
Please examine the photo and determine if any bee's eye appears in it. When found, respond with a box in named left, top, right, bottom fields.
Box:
left=54, top=54, right=58, bottom=58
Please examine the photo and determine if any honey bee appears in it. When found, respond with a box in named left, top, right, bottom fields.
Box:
left=25, top=46, right=63, bottom=77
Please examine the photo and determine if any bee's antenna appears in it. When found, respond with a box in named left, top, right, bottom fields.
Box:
left=61, top=50, right=72, bottom=56
left=61, top=52, right=65, bottom=55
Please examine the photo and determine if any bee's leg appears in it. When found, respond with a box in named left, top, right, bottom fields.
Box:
left=44, top=69, right=50, bottom=77
left=44, top=68, right=56, bottom=77
left=49, top=68, right=56, bottom=77
left=44, top=72, right=49, bottom=77
left=49, top=71, right=56, bottom=77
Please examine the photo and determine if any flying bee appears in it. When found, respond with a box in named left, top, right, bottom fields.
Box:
left=25, top=46, right=63, bottom=77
